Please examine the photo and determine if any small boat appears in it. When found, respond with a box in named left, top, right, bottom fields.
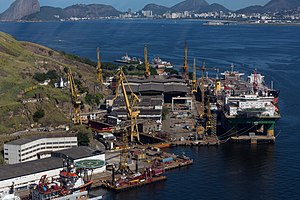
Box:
left=29, top=159, right=102, bottom=200
left=115, top=53, right=143, bottom=64
left=152, top=56, right=173, bottom=69
left=203, top=21, right=225, bottom=26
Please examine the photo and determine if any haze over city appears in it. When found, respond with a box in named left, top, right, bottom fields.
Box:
left=0, top=0, right=270, bottom=12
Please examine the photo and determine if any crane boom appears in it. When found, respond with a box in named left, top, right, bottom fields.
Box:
left=113, top=68, right=141, bottom=142
left=144, top=45, right=150, bottom=78
left=97, top=48, right=103, bottom=84
left=183, top=42, right=188, bottom=79
left=67, top=67, right=82, bottom=125
left=192, top=58, right=197, bottom=93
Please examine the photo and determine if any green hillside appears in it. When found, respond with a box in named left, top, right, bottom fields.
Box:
left=0, top=32, right=100, bottom=133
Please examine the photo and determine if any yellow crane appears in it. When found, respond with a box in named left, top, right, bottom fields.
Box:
left=199, top=63, right=219, bottom=135
left=192, top=58, right=197, bottom=93
left=200, top=62, right=206, bottom=119
left=67, top=67, right=82, bottom=125
left=183, top=42, right=188, bottom=79
left=113, top=68, right=141, bottom=142
left=97, top=47, right=103, bottom=84
left=144, top=45, right=150, bottom=78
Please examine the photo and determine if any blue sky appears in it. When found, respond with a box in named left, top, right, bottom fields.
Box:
left=0, top=0, right=270, bottom=13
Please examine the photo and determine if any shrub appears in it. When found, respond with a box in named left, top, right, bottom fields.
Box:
left=76, top=132, right=89, bottom=146
left=33, top=109, right=45, bottom=122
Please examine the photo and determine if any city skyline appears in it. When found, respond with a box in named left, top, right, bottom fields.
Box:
left=0, top=0, right=270, bottom=13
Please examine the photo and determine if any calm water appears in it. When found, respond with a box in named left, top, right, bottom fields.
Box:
left=1, top=20, right=300, bottom=199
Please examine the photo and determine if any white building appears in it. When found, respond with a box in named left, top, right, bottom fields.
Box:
left=4, top=136, right=78, bottom=164
left=0, top=146, right=106, bottom=192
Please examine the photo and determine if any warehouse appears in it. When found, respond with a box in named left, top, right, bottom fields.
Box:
left=0, top=146, right=105, bottom=192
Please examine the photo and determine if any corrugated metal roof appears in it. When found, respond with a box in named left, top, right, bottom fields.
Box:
left=6, top=135, right=76, bottom=146
left=51, top=146, right=105, bottom=160
left=0, top=146, right=104, bottom=181
left=0, top=157, right=64, bottom=181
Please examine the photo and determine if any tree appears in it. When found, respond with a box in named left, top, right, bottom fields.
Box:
left=33, top=109, right=45, bottom=122
left=46, top=70, right=59, bottom=80
left=136, top=64, right=146, bottom=71
left=165, top=68, right=179, bottom=75
left=128, top=65, right=135, bottom=71
left=150, top=67, right=158, bottom=75
left=76, top=132, right=90, bottom=146
left=33, top=72, right=48, bottom=82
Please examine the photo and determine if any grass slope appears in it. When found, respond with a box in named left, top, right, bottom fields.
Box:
left=0, top=32, right=98, bottom=134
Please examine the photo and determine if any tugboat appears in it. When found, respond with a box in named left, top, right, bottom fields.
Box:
left=30, top=159, right=100, bottom=200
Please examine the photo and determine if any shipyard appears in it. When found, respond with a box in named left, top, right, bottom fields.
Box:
left=0, top=39, right=280, bottom=199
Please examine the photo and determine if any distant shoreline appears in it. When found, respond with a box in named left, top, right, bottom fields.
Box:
left=1, top=18, right=300, bottom=26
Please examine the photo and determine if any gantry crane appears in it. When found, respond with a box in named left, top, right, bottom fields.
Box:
left=144, top=45, right=150, bottom=78
left=182, top=42, right=189, bottom=79
left=67, top=67, right=82, bottom=125
left=113, top=68, right=141, bottom=142
left=97, top=47, right=103, bottom=84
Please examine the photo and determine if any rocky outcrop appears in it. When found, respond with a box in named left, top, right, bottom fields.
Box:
left=141, top=4, right=170, bottom=15
left=64, top=4, right=121, bottom=18
left=171, top=0, right=209, bottom=12
left=0, top=0, right=40, bottom=21
left=264, top=0, right=300, bottom=12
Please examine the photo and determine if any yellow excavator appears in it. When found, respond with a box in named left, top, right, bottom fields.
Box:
left=113, top=68, right=141, bottom=142
left=67, top=67, right=82, bottom=125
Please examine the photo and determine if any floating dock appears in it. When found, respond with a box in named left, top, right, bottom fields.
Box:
left=101, top=176, right=167, bottom=192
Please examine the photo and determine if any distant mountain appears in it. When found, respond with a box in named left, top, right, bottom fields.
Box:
left=236, top=0, right=300, bottom=13
left=21, top=4, right=122, bottom=21
left=198, top=3, right=230, bottom=13
left=235, top=5, right=264, bottom=14
left=0, top=0, right=40, bottom=21
left=64, top=4, right=121, bottom=18
left=264, top=0, right=300, bottom=12
left=171, top=0, right=209, bottom=12
left=22, top=6, right=69, bottom=21
left=141, top=3, right=170, bottom=15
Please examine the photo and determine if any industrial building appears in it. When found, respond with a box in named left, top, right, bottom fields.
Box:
left=124, top=77, right=189, bottom=103
left=4, top=136, right=78, bottom=164
left=0, top=146, right=105, bottom=192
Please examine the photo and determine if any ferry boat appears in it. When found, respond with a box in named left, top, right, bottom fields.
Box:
left=152, top=56, right=173, bottom=69
left=115, top=53, right=142, bottom=64
left=29, top=159, right=101, bottom=200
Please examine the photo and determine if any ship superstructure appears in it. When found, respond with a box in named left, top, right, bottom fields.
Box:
left=198, top=65, right=280, bottom=143
left=30, top=159, right=97, bottom=200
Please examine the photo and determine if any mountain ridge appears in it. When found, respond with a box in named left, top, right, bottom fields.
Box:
left=0, top=0, right=40, bottom=21
left=1, top=0, right=300, bottom=21
left=171, top=0, right=210, bottom=12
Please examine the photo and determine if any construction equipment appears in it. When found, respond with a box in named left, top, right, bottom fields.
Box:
left=67, top=67, right=82, bottom=125
left=199, top=62, right=219, bottom=118
left=197, top=62, right=219, bottom=136
left=113, top=68, right=141, bottom=142
left=144, top=45, right=150, bottom=78
left=115, top=129, right=133, bottom=175
left=96, top=48, right=103, bottom=84
left=192, top=58, right=197, bottom=93
left=182, top=42, right=189, bottom=79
